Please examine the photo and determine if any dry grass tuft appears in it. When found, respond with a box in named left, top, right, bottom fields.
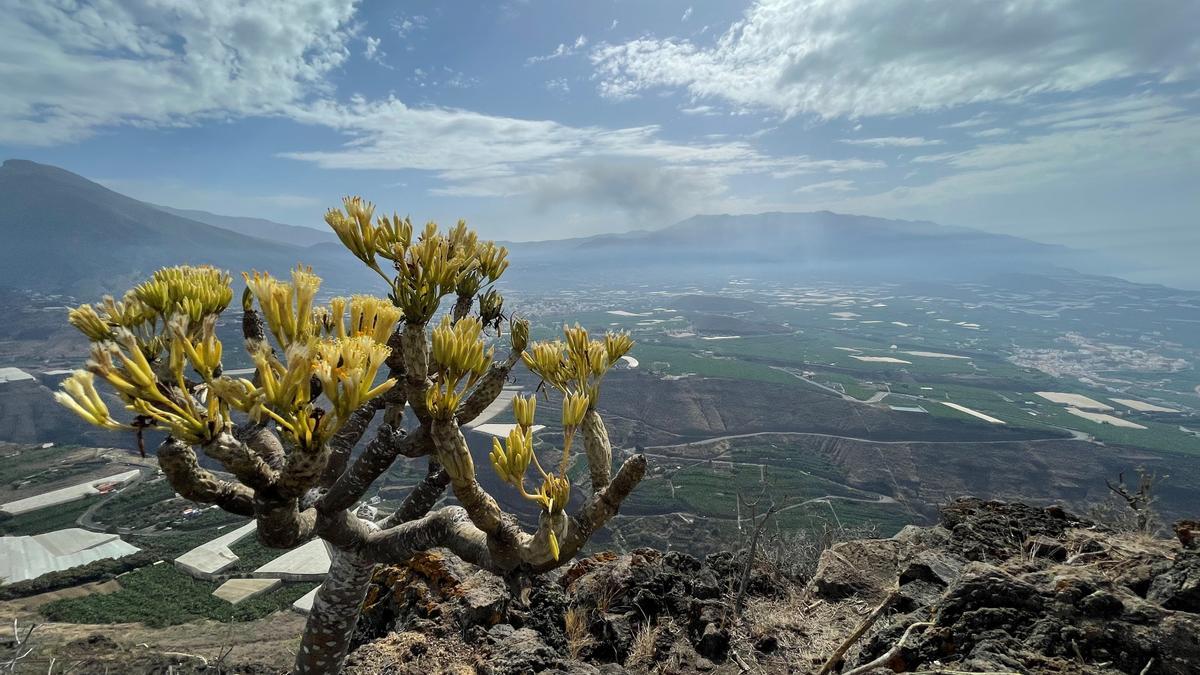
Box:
left=624, top=619, right=659, bottom=671
left=564, top=606, right=593, bottom=660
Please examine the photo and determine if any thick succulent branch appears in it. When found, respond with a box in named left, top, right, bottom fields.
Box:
left=399, top=322, right=433, bottom=424
left=317, top=505, right=493, bottom=569
left=535, top=453, right=646, bottom=572
left=318, top=424, right=430, bottom=514
left=156, top=438, right=255, bottom=517
left=256, top=496, right=317, bottom=548
left=580, top=408, right=612, bottom=492
left=380, top=460, right=449, bottom=528
left=451, top=293, right=473, bottom=321
left=295, top=544, right=376, bottom=675
left=454, top=353, right=520, bottom=425
left=203, top=430, right=278, bottom=491
left=321, top=400, right=381, bottom=488
left=278, top=442, right=331, bottom=501
left=235, top=421, right=286, bottom=471
left=242, top=302, right=267, bottom=345
left=430, top=417, right=504, bottom=535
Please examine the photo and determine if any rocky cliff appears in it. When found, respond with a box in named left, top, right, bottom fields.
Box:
left=342, top=499, right=1199, bottom=674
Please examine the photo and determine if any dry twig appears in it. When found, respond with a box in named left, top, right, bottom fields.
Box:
left=815, top=587, right=900, bottom=675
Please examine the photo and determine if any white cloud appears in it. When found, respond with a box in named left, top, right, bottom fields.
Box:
left=591, top=0, right=1200, bottom=117
left=278, top=96, right=883, bottom=223
left=0, top=0, right=358, bottom=145
left=363, top=35, right=388, bottom=66
left=826, top=98, right=1200, bottom=211
left=527, top=35, right=588, bottom=64
left=840, top=136, right=944, bottom=148
left=546, top=78, right=571, bottom=94
left=681, top=7, right=693, bottom=22
left=794, top=179, right=855, bottom=194
left=943, top=113, right=995, bottom=129
left=969, top=128, right=1010, bottom=138
left=392, top=14, right=427, bottom=39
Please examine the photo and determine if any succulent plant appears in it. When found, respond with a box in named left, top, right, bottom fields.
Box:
left=53, top=199, right=645, bottom=675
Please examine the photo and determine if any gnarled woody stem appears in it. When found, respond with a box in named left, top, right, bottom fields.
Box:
left=430, top=417, right=503, bottom=535
left=581, top=408, right=612, bottom=492
left=204, top=430, right=278, bottom=491
left=157, top=438, right=254, bottom=517
left=295, top=542, right=377, bottom=675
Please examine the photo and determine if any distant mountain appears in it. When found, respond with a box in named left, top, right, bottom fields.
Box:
left=505, top=211, right=1080, bottom=285
left=150, top=204, right=336, bottom=247
left=0, top=159, right=1115, bottom=295
left=0, top=159, right=359, bottom=295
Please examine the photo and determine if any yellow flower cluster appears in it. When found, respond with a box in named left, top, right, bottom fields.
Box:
left=53, top=371, right=124, bottom=431
left=168, top=315, right=222, bottom=382
left=61, top=327, right=224, bottom=444
left=324, top=196, right=510, bottom=323
left=519, top=324, right=634, bottom=477
left=243, top=266, right=321, bottom=350
left=134, top=265, right=233, bottom=323
left=326, top=295, right=403, bottom=343
left=218, top=335, right=396, bottom=450
left=312, top=336, right=395, bottom=422
left=522, top=325, right=633, bottom=401
left=489, top=424, right=534, bottom=486
left=487, top=392, right=572, bottom=557
left=68, top=266, right=230, bottom=359
left=57, top=265, right=398, bottom=451
left=426, top=315, right=494, bottom=418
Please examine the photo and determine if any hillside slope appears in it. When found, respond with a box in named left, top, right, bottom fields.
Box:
left=150, top=204, right=337, bottom=247
left=0, top=160, right=329, bottom=294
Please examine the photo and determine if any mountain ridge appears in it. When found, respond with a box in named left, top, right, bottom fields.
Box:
left=0, top=159, right=361, bottom=294
left=0, top=158, right=1140, bottom=293
left=149, top=203, right=337, bottom=247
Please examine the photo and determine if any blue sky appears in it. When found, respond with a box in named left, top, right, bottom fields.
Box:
left=1, top=0, right=1198, bottom=287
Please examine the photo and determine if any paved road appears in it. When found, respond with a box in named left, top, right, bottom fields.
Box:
left=75, top=465, right=155, bottom=532
left=644, top=428, right=1085, bottom=452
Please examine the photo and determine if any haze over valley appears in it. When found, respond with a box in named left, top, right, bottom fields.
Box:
left=1, top=2, right=1197, bottom=673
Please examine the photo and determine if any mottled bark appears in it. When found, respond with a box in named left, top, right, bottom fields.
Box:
left=451, top=293, right=473, bottom=321
left=380, top=460, right=449, bottom=528
left=255, top=495, right=316, bottom=549
left=430, top=418, right=503, bottom=535
left=156, top=438, right=255, bottom=517
left=580, top=408, right=612, bottom=492
left=399, top=322, right=432, bottom=424
left=537, top=453, right=647, bottom=572
left=235, top=421, right=286, bottom=471
left=203, top=430, right=278, bottom=491
left=455, top=358, right=515, bottom=425
left=242, top=304, right=267, bottom=344
left=278, top=442, right=331, bottom=501
left=295, top=541, right=377, bottom=675
left=319, top=424, right=426, bottom=514
left=321, top=401, right=380, bottom=487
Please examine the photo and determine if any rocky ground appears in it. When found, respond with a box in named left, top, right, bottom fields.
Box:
left=5, top=498, right=1196, bottom=673
left=343, top=498, right=1199, bottom=674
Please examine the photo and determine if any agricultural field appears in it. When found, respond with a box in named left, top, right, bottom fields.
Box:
left=39, top=562, right=315, bottom=627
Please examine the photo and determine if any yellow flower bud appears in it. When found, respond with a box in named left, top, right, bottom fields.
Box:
left=67, top=304, right=112, bottom=341
left=562, top=392, right=590, bottom=428
left=513, top=394, right=536, bottom=428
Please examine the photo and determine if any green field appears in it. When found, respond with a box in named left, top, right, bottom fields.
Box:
left=0, top=495, right=98, bottom=535
left=39, top=562, right=315, bottom=627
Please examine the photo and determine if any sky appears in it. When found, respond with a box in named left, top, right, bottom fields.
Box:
left=1, top=0, right=1198, bottom=287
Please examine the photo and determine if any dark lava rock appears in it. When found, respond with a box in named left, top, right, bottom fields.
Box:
left=1147, top=551, right=1200, bottom=613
